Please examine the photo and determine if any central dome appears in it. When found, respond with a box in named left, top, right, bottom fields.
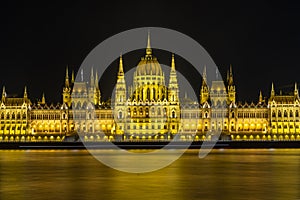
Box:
left=136, top=55, right=163, bottom=76
left=135, top=33, right=163, bottom=76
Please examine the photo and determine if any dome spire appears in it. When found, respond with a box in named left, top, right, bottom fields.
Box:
left=146, top=30, right=152, bottom=55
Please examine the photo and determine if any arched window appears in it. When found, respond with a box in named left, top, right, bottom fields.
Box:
left=145, top=108, right=149, bottom=117
left=139, top=108, right=143, bottom=115
left=163, top=108, right=167, bottom=116
left=147, top=88, right=150, bottom=100
left=296, top=110, right=299, bottom=118
left=290, top=110, right=293, bottom=117
left=284, top=110, right=288, bottom=118
left=231, top=112, right=235, bottom=118
left=151, top=107, right=155, bottom=115
left=205, top=112, right=208, bottom=118
left=17, top=113, right=21, bottom=120
left=278, top=110, right=282, bottom=118
left=272, top=111, right=276, bottom=118
left=157, top=108, right=161, bottom=115
left=0, top=113, right=4, bottom=119
left=118, top=111, right=122, bottom=119
left=153, top=88, right=156, bottom=100
left=172, top=110, right=176, bottom=118
left=6, top=113, right=10, bottom=119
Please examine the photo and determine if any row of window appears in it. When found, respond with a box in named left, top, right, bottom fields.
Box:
left=271, top=110, right=299, bottom=118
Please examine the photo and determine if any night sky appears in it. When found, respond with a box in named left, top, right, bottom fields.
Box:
left=1, top=1, right=300, bottom=104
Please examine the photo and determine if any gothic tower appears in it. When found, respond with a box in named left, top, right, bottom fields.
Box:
left=227, top=65, right=236, bottom=104
left=114, top=55, right=127, bottom=135
left=168, top=54, right=180, bottom=134
left=200, top=66, right=209, bottom=104
left=62, top=66, right=72, bottom=107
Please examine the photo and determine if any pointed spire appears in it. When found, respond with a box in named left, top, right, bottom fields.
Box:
left=146, top=30, right=152, bottom=56
left=65, top=66, right=69, bottom=87
left=202, top=66, right=207, bottom=84
left=71, top=70, right=75, bottom=84
left=259, top=90, right=263, bottom=103
left=24, top=86, right=27, bottom=99
left=2, top=86, right=6, bottom=99
left=90, top=67, right=94, bottom=87
left=95, top=70, right=99, bottom=89
left=81, top=69, right=84, bottom=82
left=271, top=82, right=275, bottom=97
left=118, top=54, right=124, bottom=76
left=41, top=93, right=46, bottom=104
left=171, top=54, right=176, bottom=71
left=216, top=67, right=219, bottom=80
left=294, top=82, right=298, bottom=97
left=228, top=64, right=234, bottom=85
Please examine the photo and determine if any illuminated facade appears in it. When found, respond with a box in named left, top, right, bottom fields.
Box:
left=1, top=35, right=300, bottom=142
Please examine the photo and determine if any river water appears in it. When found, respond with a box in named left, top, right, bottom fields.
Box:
left=0, top=149, right=299, bottom=200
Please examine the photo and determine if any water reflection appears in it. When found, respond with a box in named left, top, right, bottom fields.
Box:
left=0, top=149, right=299, bottom=200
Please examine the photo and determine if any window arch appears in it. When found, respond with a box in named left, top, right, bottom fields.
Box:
left=118, top=111, right=122, bottom=119
left=284, top=110, right=288, bottom=118
left=272, top=111, right=276, bottom=118
left=296, top=110, right=299, bottom=118
left=147, top=88, right=150, bottom=100
left=172, top=110, right=176, bottom=118
left=278, top=110, right=282, bottom=118
left=290, top=110, right=293, bottom=117
left=157, top=108, right=161, bottom=115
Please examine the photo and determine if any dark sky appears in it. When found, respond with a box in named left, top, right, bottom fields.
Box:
left=1, top=1, right=300, bottom=103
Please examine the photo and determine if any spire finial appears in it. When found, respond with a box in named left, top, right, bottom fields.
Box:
left=228, top=64, right=234, bottom=85
left=171, top=53, right=175, bottom=71
left=65, top=66, right=69, bottom=87
left=146, top=30, right=152, bottom=55
left=2, top=86, right=6, bottom=99
left=118, top=54, right=124, bottom=76
left=95, top=70, right=99, bottom=89
left=41, top=93, right=45, bottom=104
left=24, top=86, right=27, bottom=99
left=81, top=69, right=84, bottom=82
left=90, top=66, right=94, bottom=86
left=71, top=70, right=75, bottom=84
left=271, top=82, right=275, bottom=97
left=259, top=90, right=263, bottom=103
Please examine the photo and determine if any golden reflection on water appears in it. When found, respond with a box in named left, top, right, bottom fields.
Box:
left=0, top=149, right=299, bottom=200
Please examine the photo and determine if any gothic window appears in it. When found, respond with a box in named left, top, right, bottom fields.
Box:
left=163, top=108, right=167, bottom=116
left=157, top=108, right=161, bottom=115
left=284, top=110, right=288, bottom=118
left=290, top=110, right=293, bottom=117
left=151, top=107, right=155, bottom=115
left=1, top=113, right=4, bottom=119
left=17, top=113, right=21, bottom=120
left=272, top=111, right=276, bottom=118
left=145, top=108, right=149, bottom=117
left=205, top=112, right=208, bottom=118
left=296, top=110, right=299, bottom=118
left=147, top=88, right=150, bottom=100
left=172, top=110, right=176, bottom=118
left=153, top=88, right=156, bottom=100
left=231, top=112, right=235, bottom=118
left=6, top=113, right=9, bottom=119
left=278, top=110, right=282, bottom=118
left=139, top=108, right=143, bottom=115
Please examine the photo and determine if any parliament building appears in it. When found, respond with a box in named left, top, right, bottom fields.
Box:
left=1, top=35, right=300, bottom=142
